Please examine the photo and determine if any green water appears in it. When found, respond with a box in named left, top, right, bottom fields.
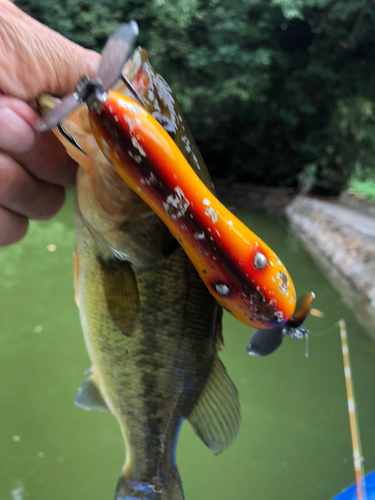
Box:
left=1, top=192, right=375, bottom=500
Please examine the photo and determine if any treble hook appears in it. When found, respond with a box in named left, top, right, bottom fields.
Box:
left=57, top=123, right=87, bottom=155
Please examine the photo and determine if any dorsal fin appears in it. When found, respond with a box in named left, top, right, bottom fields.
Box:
left=75, top=373, right=109, bottom=412
left=187, top=354, right=241, bottom=455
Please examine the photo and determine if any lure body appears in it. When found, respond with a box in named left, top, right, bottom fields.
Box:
left=90, top=91, right=296, bottom=330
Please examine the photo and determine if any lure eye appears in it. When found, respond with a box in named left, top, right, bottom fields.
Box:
left=215, top=283, right=231, bottom=295
left=254, top=252, right=267, bottom=270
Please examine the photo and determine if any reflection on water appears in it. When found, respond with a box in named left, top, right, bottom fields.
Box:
left=1, top=192, right=375, bottom=500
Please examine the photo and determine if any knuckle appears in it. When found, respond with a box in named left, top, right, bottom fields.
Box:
left=0, top=155, right=23, bottom=201
left=8, top=221, right=29, bottom=245
left=32, top=186, right=66, bottom=221
left=0, top=154, right=66, bottom=221
left=0, top=210, right=29, bottom=247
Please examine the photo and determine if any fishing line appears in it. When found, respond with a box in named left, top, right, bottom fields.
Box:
left=305, top=333, right=309, bottom=358
left=121, top=74, right=147, bottom=108
left=308, top=324, right=338, bottom=337
left=301, top=321, right=342, bottom=359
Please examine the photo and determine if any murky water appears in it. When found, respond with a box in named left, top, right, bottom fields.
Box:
left=1, top=192, right=375, bottom=500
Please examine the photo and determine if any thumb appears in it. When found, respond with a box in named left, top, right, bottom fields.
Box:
left=0, top=0, right=101, bottom=100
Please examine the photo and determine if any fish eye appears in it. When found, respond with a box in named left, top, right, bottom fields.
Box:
left=254, top=252, right=267, bottom=270
left=215, top=283, right=231, bottom=295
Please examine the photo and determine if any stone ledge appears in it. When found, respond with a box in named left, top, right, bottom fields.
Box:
left=340, top=189, right=375, bottom=218
left=286, top=196, right=375, bottom=338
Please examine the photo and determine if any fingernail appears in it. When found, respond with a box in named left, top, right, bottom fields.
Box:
left=0, top=107, right=35, bottom=154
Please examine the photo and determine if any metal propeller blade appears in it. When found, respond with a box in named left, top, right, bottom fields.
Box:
left=35, top=21, right=139, bottom=132
left=97, top=21, right=139, bottom=91
left=247, top=327, right=285, bottom=357
left=287, top=291, right=315, bottom=329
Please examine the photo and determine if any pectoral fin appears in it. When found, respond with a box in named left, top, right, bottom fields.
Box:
left=98, top=257, right=139, bottom=335
left=75, top=373, right=109, bottom=412
left=187, top=355, right=241, bottom=455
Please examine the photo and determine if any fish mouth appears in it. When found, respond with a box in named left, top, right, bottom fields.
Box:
left=247, top=291, right=315, bottom=357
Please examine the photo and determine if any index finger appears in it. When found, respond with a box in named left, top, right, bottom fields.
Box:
left=0, top=0, right=101, bottom=100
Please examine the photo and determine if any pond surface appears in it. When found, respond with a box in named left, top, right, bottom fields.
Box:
left=1, top=192, right=375, bottom=500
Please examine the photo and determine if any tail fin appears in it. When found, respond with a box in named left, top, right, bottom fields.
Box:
left=115, top=472, right=184, bottom=500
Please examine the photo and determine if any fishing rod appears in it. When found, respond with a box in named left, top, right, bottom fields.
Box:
left=339, top=319, right=367, bottom=500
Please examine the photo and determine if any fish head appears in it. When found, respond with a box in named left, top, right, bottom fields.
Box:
left=39, top=92, right=163, bottom=266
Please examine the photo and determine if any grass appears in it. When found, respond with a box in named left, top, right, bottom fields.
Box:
left=349, top=179, right=375, bottom=201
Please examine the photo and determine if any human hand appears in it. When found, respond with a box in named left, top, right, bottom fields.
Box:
left=0, top=0, right=101, bottom=245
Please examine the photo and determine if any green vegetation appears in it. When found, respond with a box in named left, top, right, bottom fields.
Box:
left=349, top=160, right=375, bottom=200
left=349, top=179, right=375, bottom=200
left=15, top=0, right=375, bottom=195
left=348, top=160, right=375, bottom=200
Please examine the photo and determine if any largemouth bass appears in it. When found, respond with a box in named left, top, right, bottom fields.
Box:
left=39, top=48, right=240, bottom=500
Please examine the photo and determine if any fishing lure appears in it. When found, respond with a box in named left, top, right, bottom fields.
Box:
left=36, top=23, right=313, bottom=336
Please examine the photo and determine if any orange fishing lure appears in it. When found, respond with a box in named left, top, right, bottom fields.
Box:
left=90, top=91, right=296, bottom=330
